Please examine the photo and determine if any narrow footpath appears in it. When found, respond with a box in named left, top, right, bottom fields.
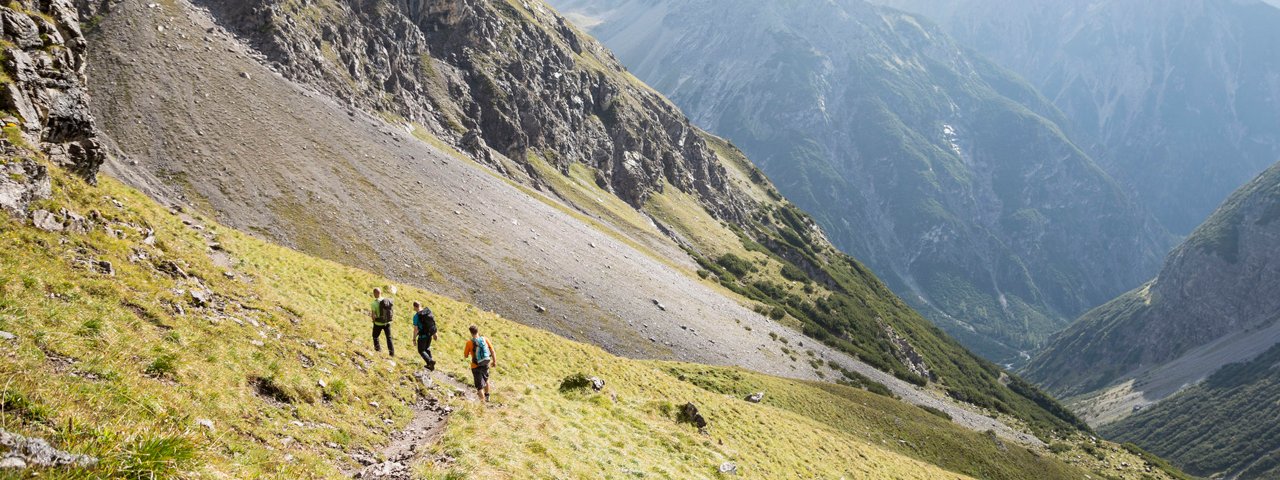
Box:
left=349, top=370, right=478, bottom=479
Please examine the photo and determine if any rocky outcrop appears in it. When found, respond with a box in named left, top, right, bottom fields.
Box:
left=193, top=0, right=746, bottom=221
left=0, top=0, right=105, bottom=214
left=1026, top=160, right=1280, bottom=398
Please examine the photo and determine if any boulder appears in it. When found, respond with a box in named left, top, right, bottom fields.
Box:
left=678, top=402, right=708, bottom=429
left=745, top=392, right=764, bottom=403
left=0, top=456, right=25, bottom=469
left=719, top=462, right=738, bottom=475
left=189, top=289, right=211, bottom=307
left=30, top=209, right=62, bottom=231
left=588, top=376, right=605, bottom=391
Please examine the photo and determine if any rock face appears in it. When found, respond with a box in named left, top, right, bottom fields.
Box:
left=1026, top=161, right=1280, bottom=399
left=551, top=0, right=1167, bottom=365
left=194, top=0, right=745, bottom=221
left=0, top=0, right=104, bottom=178
left=879, top=0, right=1280, bottom=236
left=0, top=0, right=105, bottom=215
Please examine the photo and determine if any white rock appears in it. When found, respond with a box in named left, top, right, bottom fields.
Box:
left=197, top=418, right=215, bottom=430
left=0, top=457, right=25, bottom=469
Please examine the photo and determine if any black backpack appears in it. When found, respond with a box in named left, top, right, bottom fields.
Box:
left=418, top=308, right=437, bottom=335
left=377, top=298, right=394, bottom=325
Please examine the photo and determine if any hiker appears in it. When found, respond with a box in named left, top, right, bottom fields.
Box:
left=370, top=287, right=394, bottom=356
left=463, top=325, right=496, bottom=402
left=412, top=301, right=438, bottom=370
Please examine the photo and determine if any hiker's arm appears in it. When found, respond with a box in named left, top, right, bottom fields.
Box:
left=489, top=339, right=496, bottom=367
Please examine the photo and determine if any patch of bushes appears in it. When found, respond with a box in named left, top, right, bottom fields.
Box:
left=715, top=253, right=755, bottom=277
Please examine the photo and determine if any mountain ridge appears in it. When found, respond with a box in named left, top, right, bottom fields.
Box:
left=876, top=0, right=1280, bottom=236
left=550, top=0, right=1167, bottom=366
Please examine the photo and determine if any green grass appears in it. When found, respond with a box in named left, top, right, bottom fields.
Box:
left=0, top=155, right=1181, bottom=478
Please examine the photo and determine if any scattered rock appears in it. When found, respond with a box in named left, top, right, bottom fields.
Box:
left=156, top=260, right=187, bottom=278
left=96, top=260, right=114, bottom=276
left=678, top=402, right=708, bottom=429
left=0, top=428, right=97, bottom=468
left=239, top=71, right=251, bottom=80
left=31, top=210, right=62, bottom=232
left=533, top=303, right=547, bottom=313
left=0, top=331, right=15, bottom=341
left=745, top=392, right=764, bottom=403
left=189, top=289, right=211, bottom=307
left=250, top=340, right=264, bottom=347
left=196, top=418, right=214, bottom=430
left=719, top=462, right=738, bottom=474
left=0, top=457, right=25, bottom=469
left=589, top=377, right=605, bottom=391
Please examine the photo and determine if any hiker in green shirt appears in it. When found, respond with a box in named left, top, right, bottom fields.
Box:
left=370, top=287, right=394, bottom=356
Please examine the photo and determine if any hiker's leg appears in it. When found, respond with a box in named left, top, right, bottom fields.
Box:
left=385, top=327, right=394, bottom=356
left=371, top=326, right=381, bottom=352
left=471, top=367, right=484, bottom=397
left=417, top=336, right=431, bottom=365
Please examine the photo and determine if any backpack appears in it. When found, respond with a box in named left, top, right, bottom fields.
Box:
left=473, top=336, right=491, bottom=367
left=417, top=308, right=437, bottom=336
left=376, top=298, right=394, bottom=325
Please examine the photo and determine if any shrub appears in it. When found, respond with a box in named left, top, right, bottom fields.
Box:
left=780, top=264, right=809, bottom=283
left=715, top=253, right=755, bottom=277
left=768, top=306, right=786, bottom=320
left=559, top=373, right=592, bottom=392
left=145, top=353, right=179, bottom=378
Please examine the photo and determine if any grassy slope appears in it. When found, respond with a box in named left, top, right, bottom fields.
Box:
left=230, top=0, right=1088, bottom=444
left=0, top=158, right=1185, bottom=478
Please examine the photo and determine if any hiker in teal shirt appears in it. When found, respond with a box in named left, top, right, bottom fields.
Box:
left=412, top=301, right=437, bottom=370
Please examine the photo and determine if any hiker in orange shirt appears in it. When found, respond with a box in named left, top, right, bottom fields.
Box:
left=463, top=325, right=496, bottom=402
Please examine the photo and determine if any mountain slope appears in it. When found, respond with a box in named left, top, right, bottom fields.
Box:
left=1025, top=160, right=1280, bottom=402
left=550, top=0, right=1166, bottom=365
left=877, top=0, right=1280, bottom=235
left=83, top=0, right=1092, bottom=442
left=0, top=123, right=1183, bottom=479
left=1024, top=161, right=1280, bottom=476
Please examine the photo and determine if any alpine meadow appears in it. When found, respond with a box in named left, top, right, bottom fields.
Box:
left=0, top=0, right=1274, bottom=478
